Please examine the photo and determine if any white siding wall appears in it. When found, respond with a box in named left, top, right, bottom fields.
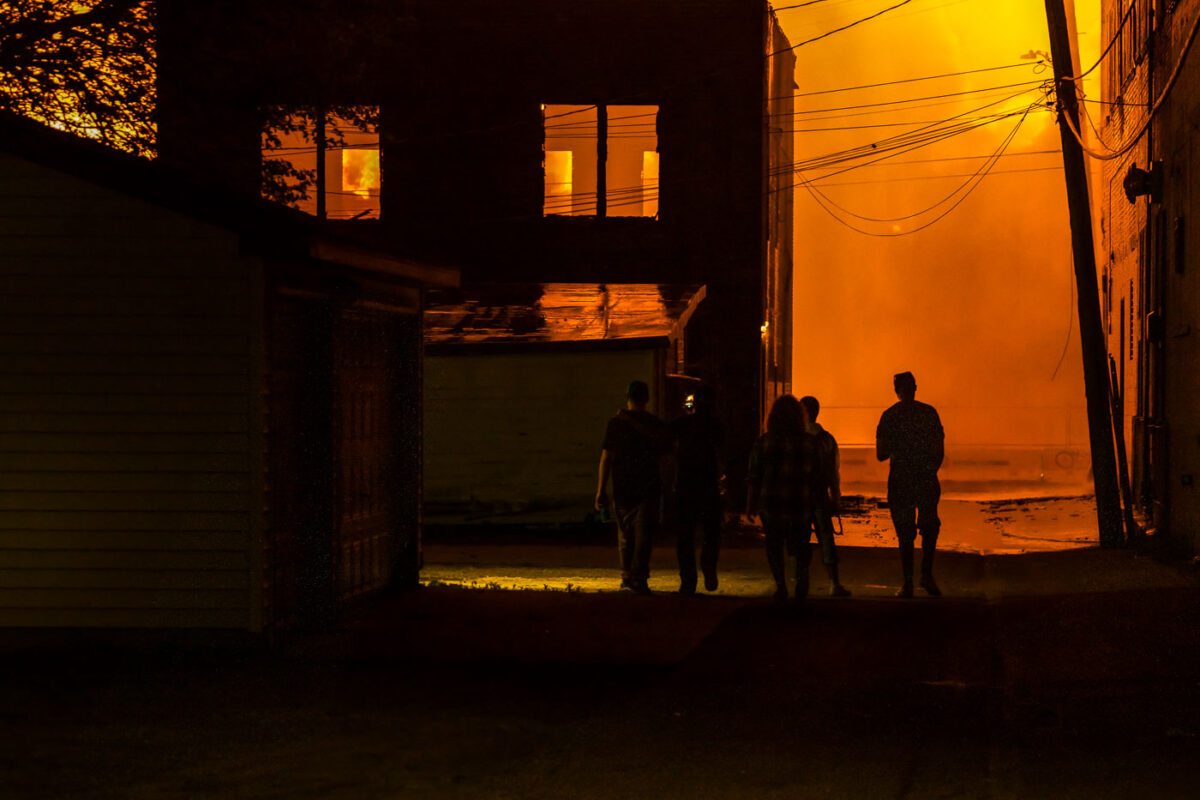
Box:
left=0, top=152, right=261, bottom=628
left=424, top=349, right=657, bottom=523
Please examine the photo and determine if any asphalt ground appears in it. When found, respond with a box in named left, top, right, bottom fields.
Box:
left=3, top=515, right=1200, bottom=799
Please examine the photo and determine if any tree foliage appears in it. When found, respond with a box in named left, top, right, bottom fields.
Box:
left=0, top=0, right=155, bottom=157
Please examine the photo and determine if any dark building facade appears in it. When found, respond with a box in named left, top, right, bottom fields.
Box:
left=1096, top=0, right=1200, bottom=551
left=156, top=0, right=796, bottom=492
left=0, top=112, right=456, bottom=630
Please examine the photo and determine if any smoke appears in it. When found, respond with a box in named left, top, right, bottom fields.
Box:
left=780, top=1, right=1101, bottom=486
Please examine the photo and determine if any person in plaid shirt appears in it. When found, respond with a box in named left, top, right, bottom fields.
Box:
left=746, top=395, right=821, bottom=602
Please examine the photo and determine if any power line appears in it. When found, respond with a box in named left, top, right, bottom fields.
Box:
left=773, top=85, right=1046, bottom=177
left=782, top=108, right=1050, bottom=133
left=808, top=165, right=1060, bottom=187
left=1066, top=0, right=1139, bottom=82
left=837, top=148, right=1059, bottom=167
left=799, top=103, right=1034, bottom=222
left=769, top=0, right=917, bottom=57
left=793, top=104, right=1033, bottom=236
left=775, top=61, right=1042, bottom=101
left=777, top=79, right=1046, bottom=117
left=772, top=0, right=843, bottom=11
left=1061, top=4, right=1200, bottom=160
left=775, top=86, right=1051, bottom=123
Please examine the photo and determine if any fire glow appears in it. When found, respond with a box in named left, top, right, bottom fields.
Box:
left=342, top=148, right=380, bottom=198
left=778, top=0, right=1103, bottom=496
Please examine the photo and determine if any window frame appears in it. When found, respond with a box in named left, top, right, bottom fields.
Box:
left=541, top=102, right=660, bottom=220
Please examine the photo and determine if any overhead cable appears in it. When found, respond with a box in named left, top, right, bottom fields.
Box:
left=768, top=0, right=917, bottom=56
left=799, top=102, right=1034, bottom=222
left=1060, top=6, right=1200, bottom=160
left=793, top=104, right=1033, bottom=236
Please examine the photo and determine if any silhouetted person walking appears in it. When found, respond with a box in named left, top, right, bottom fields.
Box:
left=672, top=386, right=723, bottom=594
left=596, top=380, right=670, bottom=594
left=799, top=396, right=850, bottom=597
left=876, top=371, right=944, bottom=598
left=747, top=395, right=819, bottom=603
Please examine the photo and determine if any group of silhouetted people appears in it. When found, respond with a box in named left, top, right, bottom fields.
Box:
left=595, top=371, right=944, bottom=600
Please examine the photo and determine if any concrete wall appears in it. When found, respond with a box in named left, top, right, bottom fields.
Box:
left=424, top=348, right=658, bottom=523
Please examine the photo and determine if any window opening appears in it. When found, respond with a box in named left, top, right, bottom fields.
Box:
left=262, top=105, right=381, bottom=220
left=542, top=104, right=658, bottom=218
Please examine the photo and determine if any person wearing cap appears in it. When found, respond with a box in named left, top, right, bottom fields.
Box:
left=876, top=371, right=945, bottom=597
left=671, top=385, right=724, bottom=594
left=595, top=380, right=671, bottom=594
left=799, top=395, right=851, bottom=597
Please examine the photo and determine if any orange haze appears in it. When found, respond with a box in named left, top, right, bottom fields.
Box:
left=777, top=0, right=1101, bottom=494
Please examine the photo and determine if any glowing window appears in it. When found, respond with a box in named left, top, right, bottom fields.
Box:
left=542, top=104, right=658, bottom=218
left=545, top=150, right=574, bottom=199
left=262, top=105, right=381, bottom=220
left=641, top=151, right=660, bottom=219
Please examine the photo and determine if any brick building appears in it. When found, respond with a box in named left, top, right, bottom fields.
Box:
left=155, top=0, right=796, bottom=493
left=1096, top=0, right=1200, bottom=550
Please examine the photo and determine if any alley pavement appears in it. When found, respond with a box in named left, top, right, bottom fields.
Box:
left=3, top=514, right=1200, bottom=799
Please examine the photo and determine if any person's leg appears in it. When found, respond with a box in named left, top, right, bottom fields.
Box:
left=791, top=532, right=813, bottom=602
left=675, top=499, right=699, bottom=593
left=615, top=505, right=636, bottom=587
left=698, top=494, right=722, bottom=591
left=812, top=509, right=848, bottom=595
left=763, top=515, right=788, bottom=600
left=889, top=490, right=918, bottom=597
left=917, top=477, right=942, bottom=596
left=630, top=495, right=658, bottom=591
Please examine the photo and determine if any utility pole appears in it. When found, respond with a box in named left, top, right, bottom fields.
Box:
left=1044, top=0, right=1124, bottom=546
left=315, top=105, right=328, bottom=221
left=596, top=103, right=607, bottom=218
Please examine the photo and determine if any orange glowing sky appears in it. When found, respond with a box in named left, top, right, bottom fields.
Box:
left=776, top=0, right=1102, bottom=454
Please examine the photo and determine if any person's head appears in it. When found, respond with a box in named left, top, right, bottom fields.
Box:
left=893, top=371, right=917, bottom=401
left=627, top=379, right=650, bottom=410
left=799, top=395, right=820, bottom=423
left=766, top=394, right=807, bottom=437
left=685, top=384, right=715, bottom=415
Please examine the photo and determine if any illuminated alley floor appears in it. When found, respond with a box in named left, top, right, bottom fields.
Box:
left=422, top=495, right=1102, bottom=596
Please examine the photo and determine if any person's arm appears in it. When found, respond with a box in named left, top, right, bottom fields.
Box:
left=595, top=449, right=612, bottom=511
left=932, top=411, right=945, bottom=471
left=875, top=415, right=890, bottom=462
left=830, top=439, right=842, bottom=512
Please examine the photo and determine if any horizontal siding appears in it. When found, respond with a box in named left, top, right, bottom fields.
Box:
left=0, top=472, right=250, bottom=492
left=0, top=334, right=249, bottom=356
left=0, top=569, right=247, bottom=590
left=5, top=452, right=250, bottom=472
left=0, top=432, right=250, bottom=453
left=424, top=349, right=657, bottom=521
left=0, top=588, right=247, bottom=609
left=0, top=493, right=250, bottom=512
left=0, top=294, right=251, bottom=317
left=0, top=413, right=249, bottom=433
left=0, top=375, right=251, bottom=395
left=0, top=151, right=258, bottom=629
left=0, top=607, right=249, bottom=628
left=0, top=530, right=247, bottom=550
left=1, top=275, right=246, bottom=296
left=1, top=548, right=248, bottom=570
left=0, top=313, right=248, bottom=336
left=0, top=511, right=251, bottom=531
left=0, top=254, right=249, bottom=278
